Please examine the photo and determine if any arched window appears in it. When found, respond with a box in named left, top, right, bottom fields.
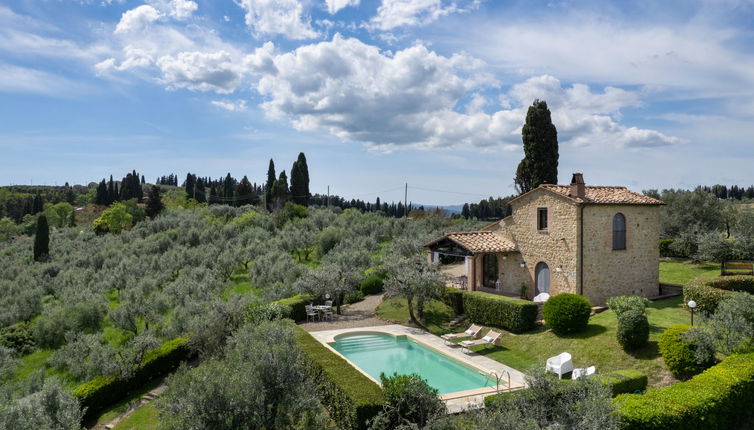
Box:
left=613, top=213, right=626, bottom=250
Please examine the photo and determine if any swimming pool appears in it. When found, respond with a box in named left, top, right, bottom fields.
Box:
left=330, top=332, right=496, bottom=394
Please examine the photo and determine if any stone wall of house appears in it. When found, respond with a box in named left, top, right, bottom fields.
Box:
left=581, top=204, right=661, bottom=305
left=503, top=191, right=580, bottom=299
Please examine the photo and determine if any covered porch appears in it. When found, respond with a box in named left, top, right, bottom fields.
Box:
left=424, top=231, right=531, bottom=298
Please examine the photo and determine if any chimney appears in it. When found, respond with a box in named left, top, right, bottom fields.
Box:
left=569, top=173, right=585, bottom=199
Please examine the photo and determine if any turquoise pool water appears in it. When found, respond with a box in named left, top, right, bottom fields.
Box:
left=331, top=333, right=495, bottom=394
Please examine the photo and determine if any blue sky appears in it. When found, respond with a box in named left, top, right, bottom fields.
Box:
left=2, top=0, right=754, bottom=205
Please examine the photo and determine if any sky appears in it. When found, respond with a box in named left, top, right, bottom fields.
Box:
left=2, top=0, right=754, bottom=205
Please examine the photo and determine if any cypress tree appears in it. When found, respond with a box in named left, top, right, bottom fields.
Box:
left=33, top=215, right=49, bottom=261
left=107, top=175, right=115, bottom=205
left=514, top=100, right=559, bottom=194
left=194, top=178, right=206, bottom=203
left=185, top=173, right=196, bottom=200
left=290, top=152, right=310, bottom=206
left=235, top=176, right=257, bottom=206
left=223, top=173, right=234, bottom=202
left=462, top=203, right=470, bottom=219
left=271, top=170, right=290, bottom=210
left=265, top=159, right=276, bottom=211
left=209, top=185, right=219, bottom=205
left=141, top=175, right=146, bottom=184
left=297, top=152, right=310, bottom=205
left=96, top=179, right=107, bottom=205
left=145, top=185, right=164, bottom=218
left=32, top=194, right=43, bottom=214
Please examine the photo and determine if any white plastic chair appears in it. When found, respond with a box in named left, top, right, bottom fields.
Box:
left=533, top=292, right=550, bottom=303
left=572, top=366, right=596, bottom=380
left=305, top=305, right=319, bottom=322
left=545, top=352, right=573, bottom=379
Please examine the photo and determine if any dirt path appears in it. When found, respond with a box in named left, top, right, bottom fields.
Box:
left=299, top=294, right=388, bottom=332
left=93, top=384, right=166, bottom=430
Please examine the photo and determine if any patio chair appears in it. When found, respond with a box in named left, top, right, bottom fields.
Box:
left=305, top=305, right=319, bottom=322
left=460, top=330, right=502, bottom=353
left=324, top=300, right=333, bottom=307
left=545, top=352, right=573, bottom=379
left=441, top=324, right=482, bottom=345
left=572, top=366, right=596, bottom=380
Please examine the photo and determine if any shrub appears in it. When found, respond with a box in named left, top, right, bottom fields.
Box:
left=542, top=293, right=592, bottom=335
left=600, top=370, right=648, bottom=396
left=274, top=294, right=315, bottom=322
left=370, top=373, right=446, bottom=430
left=683, top=282, right=729, bottom=314
left=607, top=295, right=649, bottom=317
left=360, top=274, right=385, bottom=295
left=658, top=325, right=715, bottom=379
left=442, top=287, right=465, bottom=315
left=659, top=239, right=678, bottom=258
left=705, top=292, right=754, bottom=355
left=462, top=291, right=538, bottom=333
left=616, top=309, right=650, bottom=351
left=344, top=290, right=365, bottom=304
left=615, top=352, right=754, bottom=430
left=73, top=337, right=190, bottom=417
left=0, top=322, right=35, bottom=354
left=707, top=275, right=754, bottom=294
left=293, top=325, right=383, bottom=429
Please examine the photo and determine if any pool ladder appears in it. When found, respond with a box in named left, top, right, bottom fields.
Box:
left=488, top=369, right=512, bottom=393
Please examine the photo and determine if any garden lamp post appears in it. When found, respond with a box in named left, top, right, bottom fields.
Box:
left=688, top=300, right=697, bottom=326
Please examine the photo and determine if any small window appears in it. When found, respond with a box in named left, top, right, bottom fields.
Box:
left=537, top=208, right=548, bottom=230
left=613, top=213, right=626, bottom=250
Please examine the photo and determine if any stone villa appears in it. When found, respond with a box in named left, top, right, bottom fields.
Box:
left=424, top=174, right=664, bottom=305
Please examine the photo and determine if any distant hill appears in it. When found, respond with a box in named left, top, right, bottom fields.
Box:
left=413, top=203, right=464, bottom=214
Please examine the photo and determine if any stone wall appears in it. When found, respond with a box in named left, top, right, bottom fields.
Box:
left=581, top=204, right=661, bottom=305
left=502, top=190, right=580, bottom=299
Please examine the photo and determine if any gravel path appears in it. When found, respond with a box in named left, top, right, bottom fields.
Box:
left=299, top=294, right=388, bottom=332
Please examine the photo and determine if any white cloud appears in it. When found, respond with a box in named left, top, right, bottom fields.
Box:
left=157, top=50, right=243, bottom=93
left=0, top=63, right=88, bottom=96
left=235, top=0, right=318, bottom=40
left=167, top=0, right=198, bottom=20
left=244, top=37, right=677, bottom=150
left=211, top=99, right=248, bottom=111
left=326, top=0, right=360, bottom=14
left=370, top=0, right=478, bottom=31
left=115, top=5, right=161, bottom=34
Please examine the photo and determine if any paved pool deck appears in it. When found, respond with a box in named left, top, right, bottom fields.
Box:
left=308, top=324, right=527, bottom=414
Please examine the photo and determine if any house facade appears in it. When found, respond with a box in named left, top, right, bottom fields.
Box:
left=425, top=174, right=663, bottom=305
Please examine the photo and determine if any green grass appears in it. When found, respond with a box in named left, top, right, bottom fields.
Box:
left=477, top=296, right=690, bottom=387
left=113, top=403, right=159, bottom=430
left=87, top=377, right=164, bottom=428
left=659, top=259, right=719, bottom=285
left=221, top=267, right=260, bottom=300
left=376, top=297, right=463, bottom=336
left=13, top=349, right=77, bottom=387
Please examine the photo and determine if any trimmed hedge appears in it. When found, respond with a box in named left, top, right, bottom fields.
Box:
left=684, top=275, right=754, bottom=314
left=274, top=294, right=315, bottom=322
left=616, top=309, right=650, bottom=351
left=462, top=290, right=538, bottom=333
left=615, top=352, right=754, bottom=430
left=658, top=325, right=714, bottom=379
left=293, top=325, right=384, bottom=429
left=600, top=370, right=647, bottom=396
left=73, top=337, right=190, bottom=417
left=542, top=293, right=592, bottom=335
left=442, top=287, right=465, bottom=315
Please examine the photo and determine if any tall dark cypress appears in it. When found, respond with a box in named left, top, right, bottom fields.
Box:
left=107, top=175, right=115, bottom=205
left=265, top=159, right=276, bottom=211
left=223, top=173, right=234, bottom=203
left=289, top=152, right=310, bottom=206
left=514, top=100, right=559, bottom=194
left=271, top=170, right=290, bottom=210
left=32, top=194, right=43, bottom=214
left=185, top=173, right=196, bottom=200
left=141, top=175, right=146, bottom=185
left=209, top=185, right=219, bottom=205
left=194, top=178, right=206, bottom=203
left=235, top=176, right=258, bottom=206
left=96, top=179, right=107, bottom=205
left=33, top=215, right=49, bottom=261
left=145, top=185, right=164, bottom=218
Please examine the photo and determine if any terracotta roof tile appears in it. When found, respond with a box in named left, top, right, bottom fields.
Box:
left=539, top=185, right=664, bottom=205
left=444, top=231, right=516, bottom=253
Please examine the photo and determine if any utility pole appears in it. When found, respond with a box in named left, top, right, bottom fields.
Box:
left=404, top=182, right=408, bottom=217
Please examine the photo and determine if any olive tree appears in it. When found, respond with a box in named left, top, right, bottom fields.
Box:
left=383, top=254, right=445, bottom=324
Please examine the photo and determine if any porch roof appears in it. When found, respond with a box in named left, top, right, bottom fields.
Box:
left=424, top=231, right=517, bottom=254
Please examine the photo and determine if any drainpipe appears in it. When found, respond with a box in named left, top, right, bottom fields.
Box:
left=579, top=204, right=585, bottom=296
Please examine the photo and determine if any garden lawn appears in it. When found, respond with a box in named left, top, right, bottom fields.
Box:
left=659, top=259, right=719, bottom=285
left=85, top=377, right=164, bottom=428
left=221, top=268, right=260, bottom=300
left=376, top=297, right=462, bottom=336
left=476, top=296, right=691, bottom=387
left=113, top=403, right=159, bottom=430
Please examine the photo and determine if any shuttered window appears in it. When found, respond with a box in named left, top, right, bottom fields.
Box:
left=537, top=208, right=548, bottom=230
left=613, top=213, right=626, bottom=250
